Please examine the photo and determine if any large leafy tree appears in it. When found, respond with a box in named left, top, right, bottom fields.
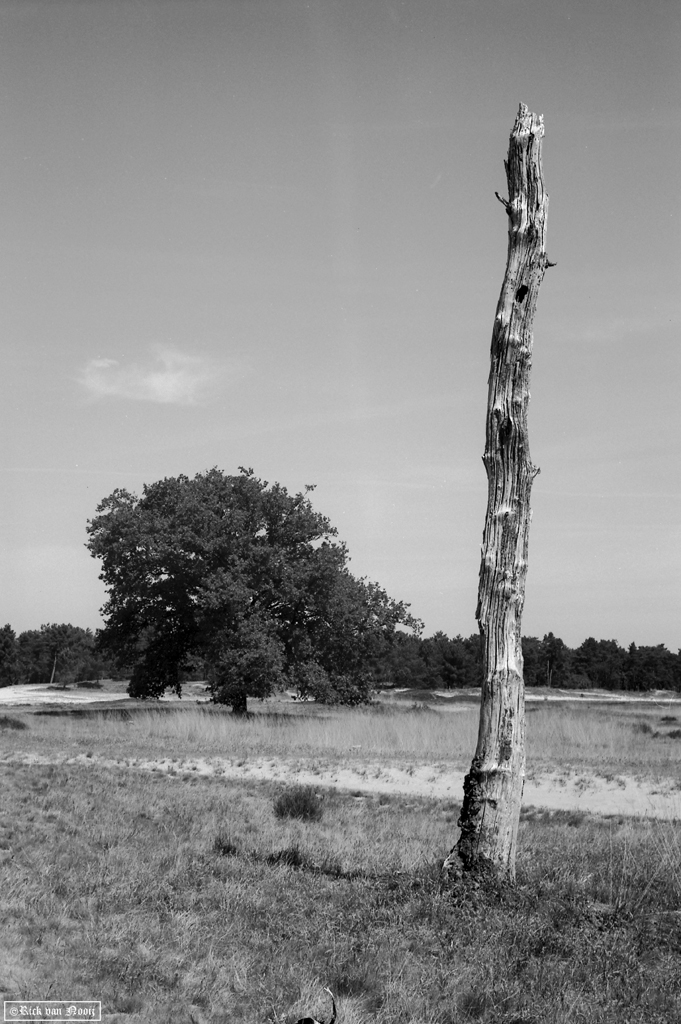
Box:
left=86, top=468, right=420, bottom=712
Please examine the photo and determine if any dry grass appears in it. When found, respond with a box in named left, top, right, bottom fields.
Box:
left=526, top=704, right=681, bottom=777
left=4, top=699, right=681, bottom=779
left=2, top=699, right=681, bottom=1021
left=1, top=754, right=680, bottom=1024
left=0, top=704, right=480, bottom=768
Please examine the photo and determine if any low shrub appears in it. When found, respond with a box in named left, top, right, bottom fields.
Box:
left=213, top=833, right=239, bottom=857
left=633, top=722, right=654, bottom=734
left=266, top=845, right=308, bottom=868
left=273, top=785, right=323, bottom=822
left=0, top=715, right=27, bottom=730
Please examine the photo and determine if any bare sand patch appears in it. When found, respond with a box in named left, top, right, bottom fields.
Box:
left=3, top=681, right=680, bottom=712
left=3, top=749, right=680, bottom=821
left=0, top=684, right=131, bottom=706
left=0, top=681, right=208, bottom=707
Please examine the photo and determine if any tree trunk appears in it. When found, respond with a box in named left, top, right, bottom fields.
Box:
left=446, top=104, right=552, bottom=881
left=231, top=691, right=249, bottom=715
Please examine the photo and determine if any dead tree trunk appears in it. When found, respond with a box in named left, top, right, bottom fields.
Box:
left=445, top=104, right=553, bottom=881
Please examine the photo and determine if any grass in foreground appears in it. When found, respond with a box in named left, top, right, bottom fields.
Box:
left=1, top=758, right=680, bottom=1024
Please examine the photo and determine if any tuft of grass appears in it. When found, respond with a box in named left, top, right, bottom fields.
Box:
left=0, top=714, right=28, bottom=730
left=273, top=785, right=324, bottom=822
left=266, top=844, right=308, bottom=868
left=213, top=832, right=239, bottom=857
left=633, top=721, right=654, bottom=735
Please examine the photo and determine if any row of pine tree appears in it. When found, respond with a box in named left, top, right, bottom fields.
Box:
left=1, top=622, right=679, bottom=693
left=379, top=632, right=681, bottom=692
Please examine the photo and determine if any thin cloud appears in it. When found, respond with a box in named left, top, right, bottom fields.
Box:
left=78, top=347, right=224, bottom=405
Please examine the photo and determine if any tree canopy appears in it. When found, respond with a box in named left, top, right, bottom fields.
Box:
left=86, top=467, right=420, bottom=711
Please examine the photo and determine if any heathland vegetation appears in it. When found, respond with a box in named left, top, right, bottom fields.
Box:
left=2, top=466, right=680, bottom=1017
left=2, top=701, right=681, bottom=1022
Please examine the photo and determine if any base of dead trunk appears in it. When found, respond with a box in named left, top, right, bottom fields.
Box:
left=444, top=762, right=524, bottom=881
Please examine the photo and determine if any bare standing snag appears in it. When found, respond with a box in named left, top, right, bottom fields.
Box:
left=444, top=104, right=554, bottom=880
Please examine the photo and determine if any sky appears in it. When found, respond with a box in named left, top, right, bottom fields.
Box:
left=1, top=0, right=679, bottom=650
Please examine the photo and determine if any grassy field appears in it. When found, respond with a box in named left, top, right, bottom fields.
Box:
left=2, top=700, right=681, bottom=1023
left=4, top=695, right=681, bottom=777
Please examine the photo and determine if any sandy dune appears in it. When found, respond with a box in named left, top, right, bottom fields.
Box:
left=3, top=749, right=680, bottom=821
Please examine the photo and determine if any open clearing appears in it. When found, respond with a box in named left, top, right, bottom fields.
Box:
left=2, top=681, right=681, bottom=820
left=2, top=687, right=681, bottom=1022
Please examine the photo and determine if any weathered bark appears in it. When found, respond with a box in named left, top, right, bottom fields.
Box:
left=446, top=104, right=552, bottom=880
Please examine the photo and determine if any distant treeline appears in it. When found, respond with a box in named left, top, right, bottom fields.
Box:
left=375, top=631, right=681, bottom=693
left=1, top=622, right=679, bottom=694
left=0, top=624, right=123, bottom=688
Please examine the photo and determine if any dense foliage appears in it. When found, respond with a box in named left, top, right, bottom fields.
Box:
left=0, top=623, right=119, bottom=688
left=86, top=468, right=420, bottom=711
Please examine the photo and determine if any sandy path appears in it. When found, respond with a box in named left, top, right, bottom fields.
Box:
left=0, top=686, right=131, bottom=706
left=0, top=683, right=198, bottom=706
left=2, top=749, right=680, bottom=821
left=4, top=683, right=681, bottom=710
